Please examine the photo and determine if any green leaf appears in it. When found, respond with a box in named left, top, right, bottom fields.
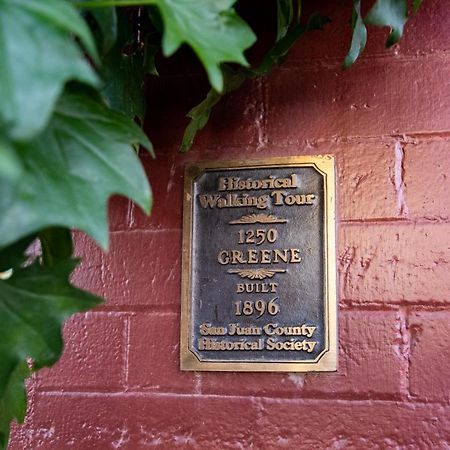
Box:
left=155, top=0, right=256, bottom=92
left=100, top=9, right=153, bottom=122
left=180, top=89, right=222, bottom=153
left=16, top=0, right=98, bottom=59
left=343, top=0, right=367, bottom=68
left=413, top=0, right=422, bottom=14
left=0, top=91, right=153, bottom=250
left=365, top=0, right=408, bottom=47
left=39, top=228, right=73, bottom=266
left=180, top=67, right=246, bottom=152
left=0, top=0, right=99, bottom=140
left=0, top=137, right=22, bottom=182
left=0, top=361, right=29, bottom=450
left=91, top=6, right=118, bottom=53
left=71, top=0, right=117, bottom=53
left=0, top=235, right=36, bottom=272
left=180, top=12, right=329, bottom=152
left=0, top=250, right=101, bottom=448
left=254, top=13, right=330, bottom=76
left=276, top=0, right=294, bottom=41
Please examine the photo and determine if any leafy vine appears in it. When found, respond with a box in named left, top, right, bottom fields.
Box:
left=0, top=0, right=421, bottom=447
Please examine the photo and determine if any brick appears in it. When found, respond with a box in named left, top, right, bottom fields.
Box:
left=405, top=0, right=450, bottom=55
left=108, top=195, right=131, bottom=232
left=409, top=311, right=450, bottom=402
left=201, top=371, right=302, bottom=398
left=8, top=422, right=33, bottom=450
left=70, top=232, right=103, bottom=298
left=102, top=230, right=181, bottom=307
left=144, top=74, right=259, bottom=152
left=135, top=139, right=399, bottom=230
left=131, top=151, right=185, bottom=231
left=267, top=58, right=450, bottom=144
left=404, top=139, right=450, bottom=220
left=201, top=310, right=404, bottom=398
left=284, top=0, right=394, bottom=63
left=340, top=223, right=450, bottom=303
left=9, top=7, right=450, bottom=448
left=127, top=313, right=198, bottom=393
left=336, top=141, right=398, bottom=220
left=36, top=312, right=126, bottom=391
left=255, top=399, right=450, bottom=449
left=132, top=149, right=237, bottom=231
left=304, top=310, right=405, bottom=397
left=10, top=393, right=257, bottom=449
left=220, top=140, right=399, bottom=222
left=285, top=0, right=448, bottom=64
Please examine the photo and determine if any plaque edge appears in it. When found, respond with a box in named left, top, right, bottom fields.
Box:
left=180, top=155, right=338, bottom=373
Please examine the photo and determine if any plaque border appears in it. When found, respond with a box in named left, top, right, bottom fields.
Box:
left=180, top=155, right=337, bottom=372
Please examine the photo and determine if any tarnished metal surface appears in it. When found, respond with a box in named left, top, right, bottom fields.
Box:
left=181, top=156, right=337, bottom=372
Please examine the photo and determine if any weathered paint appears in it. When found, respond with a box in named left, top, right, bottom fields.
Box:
left=10, top=0, right=450, bottom=447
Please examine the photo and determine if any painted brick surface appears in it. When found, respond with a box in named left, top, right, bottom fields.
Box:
left=266, top=58, right=450, bottom=143
left=9, top=1, right=450, bottom=449
left=257, top=399, right=450, bottom=449
left=14, top=393, right=258, bottom=449
left=409, top=311, right=450, bottom=403
left=287, top=0, right=450, bottom=62
left=285, top=0, right=391, bottom=62
left=405, top=0, right=450, bottom=55
left=335, top=141, right=398, bottom=220
left=10, top=394, right=450, bottom=449
left=102, top=229, right=181, bottom=307
left=131, top=151, right=185, bottom=231
left=404, top=139, right=450, bottom=220
left=127, top=313, right=198, bottom=393
left=145, top=75, right=260, bottom=152
left=35, top=312, right=126, bottom=391
left=201, top=310, right=405, bottom=399
left=70, top=232, right=103, bottom=298
left=303, top=310, right=407, bottom=397
left=339, top=223, right=450, bottom=303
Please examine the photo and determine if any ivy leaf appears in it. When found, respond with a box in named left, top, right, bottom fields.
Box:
left=15, top=0, right=98, bottom=59
left=155, top=0, right=256, bottom=92
left=100, top=9, right=153, bottom=123
left=365, top=0, right=408, bottom=47
left=39, top=228, right=73, bottom=266
left=0, top=251, right=101, bottom=448
left=91, top=6, right=118, bottom=54
left=343, top=0, right=367, bottom=68
left=180, top=67, right=246, bottom=152
left=180, top=12, right=329, bottom=152
left=72, top=0, right=117, bottom=53
left=413, top=0, right=422, bottom=14
left=0, top=91, right=153, bottom=250
left=0, top=0, right=99, bottom=140
left=0, top=137, right=22, bottom=182
left=254, top=13, right=330, bottom=75
left=0, top=361, right=28, bottom=450
left=276, top=0, right=294, bottom=41
left=0, top=235, right=36, bottom=273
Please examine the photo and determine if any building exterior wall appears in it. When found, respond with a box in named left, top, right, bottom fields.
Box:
left=10, top=0, right=450, bottom=448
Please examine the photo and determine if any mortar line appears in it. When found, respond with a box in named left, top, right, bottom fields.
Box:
left=394, top=140, right=409, bottom=217
left=403, top=306, right=412, bottom=400
left=255, top=77, right=268, bottom=150
left=123, top=314, right=131, bottom=390
left=36, top=390, right=450, bottom=406
left=396, top=306, right=411, bottom=400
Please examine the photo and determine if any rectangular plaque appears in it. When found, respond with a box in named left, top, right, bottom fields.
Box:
left=181, top=156, right=337, bottom=372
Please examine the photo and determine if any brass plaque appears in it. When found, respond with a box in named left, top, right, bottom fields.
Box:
left=181, top=156, right=337, bottom=372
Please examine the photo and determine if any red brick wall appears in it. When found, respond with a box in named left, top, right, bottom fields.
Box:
left=10, top=1, right=450, bottom=448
